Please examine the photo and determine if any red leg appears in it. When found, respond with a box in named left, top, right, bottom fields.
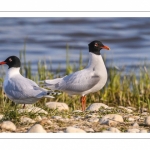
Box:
left=80, top=96, right=86, bottom=111
left=23, top=104, right=25, bottom=109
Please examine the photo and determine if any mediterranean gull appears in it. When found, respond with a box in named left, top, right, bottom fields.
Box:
left=43, top=40, right=110, bottom=111
left=0, top=56, right=59, bottom=108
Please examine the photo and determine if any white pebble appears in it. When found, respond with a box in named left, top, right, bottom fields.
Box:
left=46, top=102, right=69, bottom=111
left=0, top=114, right=4, bottom=120
left=88, top=117, right=99, bottom=123
left=118, top=106, right=133, bottom=113
left=108, top=127, right=121, bottom=133
left=65, top=127, right=86, bottom=133
left=140, top=129, right=147, bottom=133
left=132, top=122, right=139, bottom=128
left=1, top=121, right=16, bottom=131
left=127, top=129, right=140, bottom=133
left=145, top=116, right=150, bottom=125
left=20, top=116, right=36, bottom=124
left=18, top=106, right=48, bottom=114
left=52, top=116, right=62, bottom=119
left=100, top=114, right=124, bottom=125
left=27, top=124, right=47, bottom=133
left=86, top=103, right=108, bottom=111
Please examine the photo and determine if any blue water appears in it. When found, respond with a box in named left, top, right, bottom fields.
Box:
left=0, top=17, right=150, bottom=74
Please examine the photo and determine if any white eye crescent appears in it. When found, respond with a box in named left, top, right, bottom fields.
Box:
left=9, top=58, right=12, bottom=62
left=94, top=43, right=98, bottom=47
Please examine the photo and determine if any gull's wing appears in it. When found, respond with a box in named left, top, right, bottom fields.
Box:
left=4, top=75, right=50, bottom=100
left=56, top=69, right=100, bottom=93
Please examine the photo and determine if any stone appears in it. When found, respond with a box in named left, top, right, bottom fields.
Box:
left=100, top=114, right=124, bottom=125
left=84, top=128, right=94, bottom=132
left=1, top=121, right=16, bottom=131
left=46, top=102, right=69, bottom=111
left=144, top=116, right=150, bottom=125
left=35, top=116, right=42, bottom=122
left=108, top=127, right=121, bottom=133
left=27, top=124, right=47, bottom=133
left=0, top=114, right=4, bottom=120
left=127, top=129, right=140, bottom=133
left=88, top=117, right=99, bottom=123
left=73, top=110, right=83, bottom=113
left=86, top=103, right=108, bottom=111
left=128, top=117, right=135, bottom=122
left=132, top=122, right=139, bottom=128
left=20, top=116, right=36, bottom=124
left=52, top=116, right=62, bottom=119
left=140, top=129, right=147, bottom=133
left=18, top=106, right=48, bottom=114
left=65, top=127, right=86, bottom=133
left=118, top=106, right=133, bottom=113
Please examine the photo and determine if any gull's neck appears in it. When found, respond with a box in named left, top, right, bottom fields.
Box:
left=6, top=67, right=20, bottom=77
left=87, top=52, right=105, bottom=69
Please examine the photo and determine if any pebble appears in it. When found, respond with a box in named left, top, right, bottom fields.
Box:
left=128, top=117, right=135, bottom=122
left=132, top=122, right=139, bottom=128
left=84, top=128, right=94, bottom=132
left=73, top=110, right=83, bottom=113
left=20, top=116, right=36, bottom=124
left=86, top=103, right=108, bottom=111
left=27, top=124, right=47, bottom=133
left=35, top=116, right=42, bottom=122
left=88, top=117, right=99, bottom=123
left=1, top=121, right=16, bottom=131
left=0, top=114, right=4, bottom=120
left=65, top=127, right=86, bottom=133
left=127, top=129, right=140, bottom=133
left=140, top=129, right=147, bottom=133
left=46, top=102, right=69, bottom=111
left=100, top=114, right=124, bottom=125
left=52, top=116, right=62, bottom=120
left=108, top=127, right=121, bottom=133
left=144, top=116, right=150, bottom=125
left=118, top=106, right=133, bottom=113
left=18, top=106, right=48, bottom=114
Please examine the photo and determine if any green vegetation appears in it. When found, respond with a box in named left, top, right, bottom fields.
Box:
left=0, top=43, right=150, bottom=116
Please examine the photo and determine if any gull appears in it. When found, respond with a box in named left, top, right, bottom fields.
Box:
left=0, top=56, right=58, bottom=108
left=42, top=40, right=110, bottom=111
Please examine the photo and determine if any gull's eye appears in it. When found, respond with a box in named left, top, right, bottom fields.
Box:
left=9, top=58, right=12, bottom=62
left=94, top=43, right=98, bottom=47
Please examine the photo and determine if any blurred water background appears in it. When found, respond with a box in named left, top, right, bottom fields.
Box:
left=0, top=17, right=150, bottom=74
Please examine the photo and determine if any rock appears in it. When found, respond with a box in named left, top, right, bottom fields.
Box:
left=73, top=110, right=83, bottom=113
left=86, top=103, right=108, bottom=111
left=88, top=117, right=99, bottom=123
left=46, top=102, right=69, bottom=111
left=84, top=128, right=94, bottom=132
left=107, top=120, right=118, bottom=127
left=65, top=127, right=86, bottom=133
left=127, top=129, right=140, bottom=133
left=118, top=106, right=133, bottom=113
left=18, top=106, right=48, bottom=114
left=35, top=116, right=42, bottom=122
left=57, top=131, right=64, bottom=133
left=127, top=107, right=136, bottom=111
left=108, top=127, right=121, bottom=133
left=20, top=116, right=36, bottom=124
left=52, top=116, right=62, bottom=120
left=140, top=129, right=147, bottom=133
left=132, top=122, right=139, bottom=128
left=0, top=114, right=4, bottom=120
left=1, top=121, right=16, bottom=131
left=100, top=114, right=124, bottom=125
left=128, top=117, right=135, bottom=122
left=142, top=112, right=149, bottom=116
left=27, top=124, right=47, bottom=133
left=144, top=116, right=150, bottom=125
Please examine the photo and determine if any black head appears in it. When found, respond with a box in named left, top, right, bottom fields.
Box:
left=0, top=56, right=21, bottom=68
left=88, top=40, right=110, bottom=55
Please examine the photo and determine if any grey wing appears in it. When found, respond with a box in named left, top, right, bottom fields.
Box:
left=57, top=69, right=100, bottom=92
left=4, top=75, right=46, bottom=100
